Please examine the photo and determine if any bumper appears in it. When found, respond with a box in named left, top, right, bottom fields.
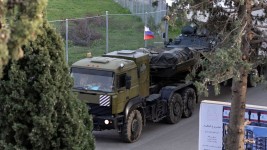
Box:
left=93, top=115, right=124, bottom=131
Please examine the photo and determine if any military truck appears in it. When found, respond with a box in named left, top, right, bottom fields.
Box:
left=70, top=26, right=264, bottom=143
left=71, top=48, right=199, bottom=143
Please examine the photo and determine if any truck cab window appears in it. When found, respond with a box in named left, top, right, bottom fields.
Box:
left=71, top=67, right=114, bottom=92
left=118, top=74, right=126, bottom=88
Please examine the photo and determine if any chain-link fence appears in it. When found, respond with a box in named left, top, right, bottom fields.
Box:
left=49, top=10, right=168, bottom=65
left=114, top=0, right=167, bottom=25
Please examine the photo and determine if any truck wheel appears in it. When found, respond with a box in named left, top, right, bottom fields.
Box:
left=248, top=69, right=259, bottom=87
left=121, top=110, right=143, bottom=143
left=182, top=88, right=196, bottom=118
left=165, top=93, right=183, bottom=124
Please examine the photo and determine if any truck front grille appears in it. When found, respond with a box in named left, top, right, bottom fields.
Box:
left=88, top=103, right=112, bottom=116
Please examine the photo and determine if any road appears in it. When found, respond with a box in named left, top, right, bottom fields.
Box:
left=94, top=84, right=267, bottom=150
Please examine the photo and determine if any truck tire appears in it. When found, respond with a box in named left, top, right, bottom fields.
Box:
left=165, top=93, right=183, bottom=124
left=248, top=69, right=259, bottom=87
left=121, top=109, right=143, bottom=143
left=182, top=88, right=196, bottom=118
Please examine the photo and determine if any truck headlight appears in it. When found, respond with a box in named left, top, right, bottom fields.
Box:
left=104, top=120, right=110, bottom=125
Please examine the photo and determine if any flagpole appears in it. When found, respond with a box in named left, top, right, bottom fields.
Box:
left=145, top=12, right=147, bottom=48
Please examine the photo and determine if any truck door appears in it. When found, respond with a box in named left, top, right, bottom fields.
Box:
left=115, top=67, right=139, bottom=113
left=116, top=73, right=127, bottom=113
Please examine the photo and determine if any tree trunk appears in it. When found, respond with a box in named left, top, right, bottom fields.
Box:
left=225, top=0, right=252, bottom=149
left=225, top=70, right=248, bottom=150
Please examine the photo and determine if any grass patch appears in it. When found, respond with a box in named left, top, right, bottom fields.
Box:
left=47, top=0, right=130, bottom=20
left=47, top=0, right=170, bottom=65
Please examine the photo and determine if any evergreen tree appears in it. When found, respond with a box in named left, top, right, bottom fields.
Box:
left=169, top=0, right=267, bottom=149
left=0, top=21, right=95, bottom=149
left=0, top=0, right=47, bottom=78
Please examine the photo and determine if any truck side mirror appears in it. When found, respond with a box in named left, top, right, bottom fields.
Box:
left=125, top=75, right=131, bottom=89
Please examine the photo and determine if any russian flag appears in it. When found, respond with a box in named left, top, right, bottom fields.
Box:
left=144, top=26, right=154, bottom=40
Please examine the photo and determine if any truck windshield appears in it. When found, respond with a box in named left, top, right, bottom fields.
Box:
left=71, top=67, right=114, bottom=92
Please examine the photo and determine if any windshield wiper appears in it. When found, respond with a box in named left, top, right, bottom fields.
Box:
left=74, top=87, right=111, bottom=93
left=74, top=87, right=87, bottom=90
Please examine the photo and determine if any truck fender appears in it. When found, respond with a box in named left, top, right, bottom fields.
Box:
left=160, top=86, right=178, bottom=102
left=124, top=96, right=146, bottom=124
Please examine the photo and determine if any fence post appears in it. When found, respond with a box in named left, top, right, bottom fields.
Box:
left=106, top=11, right=109, bottom=54
left=149, top=0, right=152, bottom=13
left=142, top=0, right=145, bottom=21
left=131, top=0, right=134, bottom=13
left=65, top=19, right=68, bottom=63
left=164, top=4, right=168, bottom=44
left=135, top=0, right=137, bottom=14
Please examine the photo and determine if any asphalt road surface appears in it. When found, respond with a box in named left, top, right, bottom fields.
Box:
left=94, top=83, right=267, bottom=150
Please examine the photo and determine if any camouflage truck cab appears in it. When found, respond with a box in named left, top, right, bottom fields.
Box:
left=71, top=50, right=149, bottom=132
